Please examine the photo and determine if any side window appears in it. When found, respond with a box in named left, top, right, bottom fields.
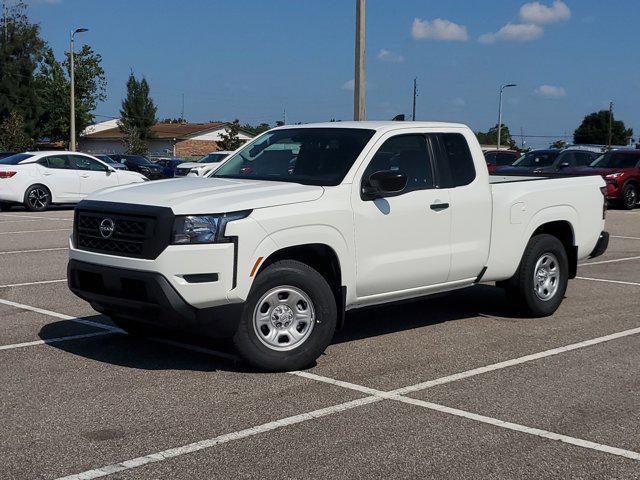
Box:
left=440, top=133, right=476, bottom=187
left=574, top=152, right=594, bottom=167
left=484, top=152, right=497, bottom=165
left=496, top=152, right=516, bottom=166
left=73, top=156, right=106, bottom=172
left=560, top=152, right=576, bottom=166
left=363, top=134, right=434, bottom=194
left=42, top=155, right=73, bottom=169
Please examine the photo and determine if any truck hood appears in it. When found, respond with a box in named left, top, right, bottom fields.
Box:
left=175, top=162, right=202, bottom=170
left=87, top=177, right=325, bottom=214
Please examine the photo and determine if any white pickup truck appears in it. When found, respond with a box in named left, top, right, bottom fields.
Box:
left=68, top=122, right=609, bottom=371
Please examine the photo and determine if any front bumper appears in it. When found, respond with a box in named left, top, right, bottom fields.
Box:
left=68, top=259, right=244, bottom=337
left=589, top=231, right=609, bottom=259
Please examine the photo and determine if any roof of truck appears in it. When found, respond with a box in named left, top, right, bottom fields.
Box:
left=273, top=121, right=468, bottom=131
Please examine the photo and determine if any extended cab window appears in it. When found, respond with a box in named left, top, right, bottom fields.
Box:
left=40, top=155, right=73, bottom=169
left=363, top=134, right=434, bottom=194
left=440, top=133, right=476, bottom=187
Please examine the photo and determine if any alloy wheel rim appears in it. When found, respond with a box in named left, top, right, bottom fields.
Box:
left=625, top=188, right=637, bottom=208
left=533, top=252, right=560, bottom=301
left=253, top=286, right=315, bottom=351
left=28, top=188, right=48, bottom=209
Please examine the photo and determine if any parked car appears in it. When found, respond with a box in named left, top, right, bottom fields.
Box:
left=108, top=154, right=164, bottom=180
left=174, top=151, right=232, bottom=177
left=494, top=149, right=561, bottom=175
left=154, top=158, right=185, bottom=178
left=484, top=150, right=520, bottom=174
left=93, top=154, right=128, bottom=170
left=565, top=150, right=640, bottom=209
left=68, top=122, right=607, bottom=371
left=0, top=151, right=146, bottom=211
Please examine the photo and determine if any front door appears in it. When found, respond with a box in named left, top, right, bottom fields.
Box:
left=71, top=155, right=119, bottom=196
left=352, top=132, right=452, bottom=299
left=37, top=154, right=81, bottom=201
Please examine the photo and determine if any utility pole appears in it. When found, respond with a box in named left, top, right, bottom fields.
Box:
left=181, top=93, right=185, bottom=121
left=69, top=27, right=88, bottom=151
left=283, top=108, right=287, bottom=125
left=412, top=78, right=417, bottom=121
left=353, top=0, right=366, bottom=121
left=497, top=83, right=516, bottom=150
left=607, top=101, right=613, bottom=148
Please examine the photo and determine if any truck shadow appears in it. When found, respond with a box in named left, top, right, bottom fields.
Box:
left=39, top=284, right=525, bottom=373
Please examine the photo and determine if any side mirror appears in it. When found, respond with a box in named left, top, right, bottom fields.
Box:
left=362, top=170, right=407, bottom=199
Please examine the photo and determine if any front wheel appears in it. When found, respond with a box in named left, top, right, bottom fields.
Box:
left=24, top=185, right=51, bottom=211
left=233, top=260, right=337, bottom=371
left=501, top=234, right=569, bottom=317
left=621, top=183, right=638, bottom=210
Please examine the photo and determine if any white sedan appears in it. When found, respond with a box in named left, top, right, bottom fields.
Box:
left=0, top=151, right=147, bottom=211
left=173, top=151, right=232, bottom=178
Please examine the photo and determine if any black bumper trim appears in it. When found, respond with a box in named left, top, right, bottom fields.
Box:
left=68, top=259, right=244, bottom=338
left=589, top=231, right=609, bottom=259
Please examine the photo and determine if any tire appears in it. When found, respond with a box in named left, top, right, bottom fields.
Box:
left=501, top=234, right=569, bottom=317
left=0, top=202, right=12, bottom=212
left=24, top=184, right=51, bottom=212
left=621, top=183, right=638, bottom=210
left=110, top=316, right=158, bottom=337
left=233, top=260, right=337, bottom=372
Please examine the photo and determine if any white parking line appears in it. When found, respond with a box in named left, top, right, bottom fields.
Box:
left=0, top=228, right=71, bottom=235
left=0, top=331, right=114, bottom=351
left=611, top=235, right=640, bottom=241
left=0, top=218, right=72, bottom=224
left=576, top=276, right=640, bottom=287
left=0, top=247, right=67, bottom=255
left=0, top=279, right=67, bottom=289
left=579, top=255, right=640, bottom=266
left=0, top=214, right=73, bottom=221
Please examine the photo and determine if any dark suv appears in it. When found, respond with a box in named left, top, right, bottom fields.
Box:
left=109, top=154, right=164, bottom=180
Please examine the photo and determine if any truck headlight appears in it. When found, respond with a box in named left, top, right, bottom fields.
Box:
left=172, top=211, right=251, bottom=244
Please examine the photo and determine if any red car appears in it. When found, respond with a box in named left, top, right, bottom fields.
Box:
left=567, top=150, right=640, bottom=209
left=483, top=150, right=520, bottom=174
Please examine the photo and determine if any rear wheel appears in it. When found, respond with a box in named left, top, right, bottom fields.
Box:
left=621, top=183, right=638, bottom=210
left=501, top=234, right=568, bottom=317
left=24, top=184, right=51, bottom=212
left=233, top=260, right=337, bottom=371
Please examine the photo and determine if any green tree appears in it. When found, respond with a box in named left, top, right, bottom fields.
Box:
left=119, top=73, right=157, bottom=141
left=241, top=122, right=270, bottom=136
left=0, top=111, right=34, bottom=151
left=476, top=124, right=514, bottom=148
left=574, top=110, right=632, bottom=146
left=551, top=139, right=567, bottom=149
left=35, top=45, right=106, bottom=145
left=0, top=1, right=46, bottom=136
left=218, top=119, right=244, bottom=150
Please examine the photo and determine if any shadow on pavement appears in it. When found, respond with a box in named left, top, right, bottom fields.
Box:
left=39, top=284, right=522, bottom=372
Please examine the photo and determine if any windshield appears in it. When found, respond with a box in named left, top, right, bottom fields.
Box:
left=213, top=128, right=375, bottom=186
left=0, top=153, right=34, bottom=165
left=123, top=155, right=152, bottom=165
left=512, top=151, right=558, bottom=167
left=590, top=152, right=640, bottom=169
left=198, top=153, right=228, bottom=164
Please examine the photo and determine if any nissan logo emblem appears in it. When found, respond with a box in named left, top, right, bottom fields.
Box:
left=99, top=218, right=115, bottom=238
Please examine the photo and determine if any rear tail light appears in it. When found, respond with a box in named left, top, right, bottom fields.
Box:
left=0, top=171, right=17, bottom=179
left=600, top=186, right=607, bottom=219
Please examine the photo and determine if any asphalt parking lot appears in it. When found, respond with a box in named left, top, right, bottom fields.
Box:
left=1, top=207, right=639, bottom=479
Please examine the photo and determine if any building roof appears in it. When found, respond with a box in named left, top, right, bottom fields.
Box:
left=82, top=122, right=228, bottom=140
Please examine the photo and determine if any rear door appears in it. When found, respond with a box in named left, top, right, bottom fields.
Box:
left=352, top=131, right=452, bottom=299
left=37, top=154, right=81, bottom=201
left=433, top=132, right=492, bottom=282
left=71, top=155, right=119, bottom=196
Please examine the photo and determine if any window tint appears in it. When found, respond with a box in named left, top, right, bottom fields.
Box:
left=0, top=153, right=34, bottom=165
left=73, top=156, right=106, bottom=171
left=484, top=152, right=497, bottom=165
left=363, top=134, right=433, bottom=193
left=574, top=152, right=595, bottom=167
left=41, top=155, right=73, bottom=169
left=496, top=152, right=516, bottom=166
left=440, top=133, right=475, bottom=186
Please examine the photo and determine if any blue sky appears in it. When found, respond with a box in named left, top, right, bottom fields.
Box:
left=27, top=0, right=640, bottom=147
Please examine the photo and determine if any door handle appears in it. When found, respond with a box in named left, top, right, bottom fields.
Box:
left=42, top=172, right=53, bottom=176
left=80, top=174, right=90, bottom=178
left=430, top=202, right=450, bottom=211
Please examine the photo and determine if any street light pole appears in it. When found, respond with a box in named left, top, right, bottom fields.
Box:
left=497, top=83, right=516, bottom=150
left=69, top=27, right=88, bottom=151
left=353, top=0, right=366, bottom=121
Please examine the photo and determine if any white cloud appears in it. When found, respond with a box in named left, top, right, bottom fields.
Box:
left=412, top=18, right=469, bottom=41
left=520, top=1, right=571, bottom=25
left=534, top=84, right=567, bottom=99
left=377, top=49, right=404, bottom=63
left=341, top=79, right=355, bottom=91
left=479, top=23, right=544, bottom=44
